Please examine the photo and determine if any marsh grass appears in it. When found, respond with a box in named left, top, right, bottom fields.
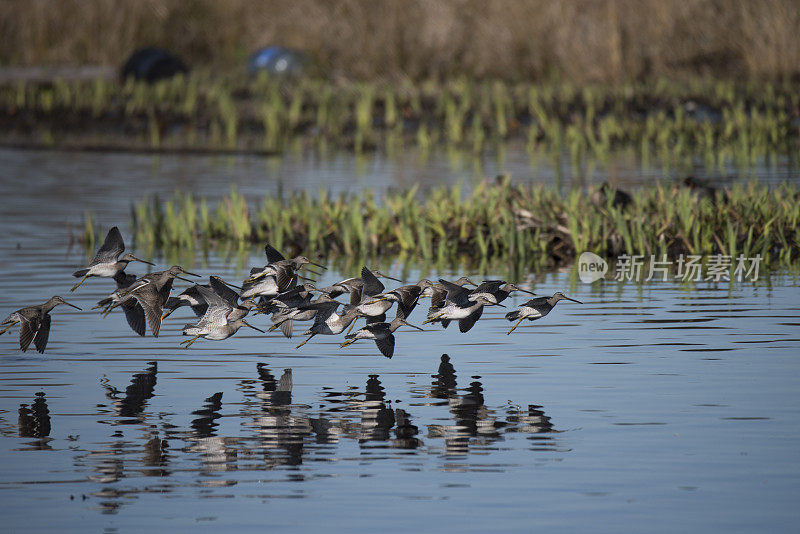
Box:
left=2, top=76, right=798, bottom=162
left=105, top=181, right=800, bottom=271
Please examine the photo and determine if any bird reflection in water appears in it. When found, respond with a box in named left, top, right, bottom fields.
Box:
left=102, top=361, right=158, bottom=424
left=87, top=361, right=164, bottom=500
left=191, top=392, right=223, bottom=438
left=185, top=391, right=237, bottom=472
left=357, top=375, right=396, bottom=444
left=428, top=353, right=557, bottom=455
left=393, top=409, right=421, bottom=449
left=10, top=353, right=561, bottom=513
left=245, top=365, right=310, bottom=467
left=17, top=391, right=52, bottom=450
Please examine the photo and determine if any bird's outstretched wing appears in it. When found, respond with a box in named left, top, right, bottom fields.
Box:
left=458, top=305, right=483, bottom=333
left=302, top=301, right=342, bottom=324
left=264, top=244, right=286, bottom=264
left=439, top=279, right=469, bottom=306
left=375, top=334, right=395, bottom=358
left=360, top=266, right=385, bottom=300
left=123, top=301, right=147, bottom=336
left=33, top=314, right=51, bottom=353
left=210, top=276, right=240, bottom=307
left=19, top=316, right=39, bottom=352
left=90, top=226, right=125, bottom=266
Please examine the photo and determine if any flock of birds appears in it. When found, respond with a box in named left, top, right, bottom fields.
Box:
left=1, top=227, right=582, bottom=357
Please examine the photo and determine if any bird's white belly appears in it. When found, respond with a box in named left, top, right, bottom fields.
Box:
left=90, top=264, right=119, bottom=277
left=358, top=300, right=391, bottom=316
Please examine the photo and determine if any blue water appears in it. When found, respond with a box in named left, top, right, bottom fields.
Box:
left=0, top=147, right=799, bottom=532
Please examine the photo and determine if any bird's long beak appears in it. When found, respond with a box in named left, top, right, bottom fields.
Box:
left=309, top=261, right=327, bottom=270
left=298, top=274, right=318, bottom=282
left=490, top=302, right=506, bottom=308
left=400, top=320, right=423, bottom=331
left=382, top=273, right=403, bottom=283
left=518, top=288, right=536, bottom=296
left=63, top=301, right=82, bottom=311
left=182, top=269, right=200, bottom=277
left=131, top=255, right=155, bottom=266
left=565, top=297, right=583, bottom=304
left=243, top=320, right=265, bottom=333
left=221, top=279, right=242, bottom=290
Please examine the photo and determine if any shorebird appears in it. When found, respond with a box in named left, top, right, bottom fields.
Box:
left=505, top=292, right=582, bottom=334
left=350, top=266, right=397, bottom=327
left=245, top=244, right=326, bottom=289
left=1, top=296, right=81, bottom=353
left=360, top=279, right=433, bottom=320
left=423, top=279, right=504, bottom=333
left=180, top=278, right=263, bottom=348
left=71, top=226, right=154, bottom=291
left=469, top=280, right=535, bottom=304
left=591, top=181, right=633, bottom=210
left=320, top=270, right=403, bottom=305
left=420, top=277, right=477, bottom=308
left=339, top=317, right=423, bottom=358
left=266, top=286, right=327, bottom=338
left=94, top=271, right=147, bottom=336
left=103, top=265, right=199, bottom=337
left=295, top=301, right=361, bottom=349
left=682, top=176, right=718, bottom=200
left=162, top=278, right=242, bottom=319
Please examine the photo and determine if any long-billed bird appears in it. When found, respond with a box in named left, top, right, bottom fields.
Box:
left=71, top=226, right=154, bottom=291
left=591, top=181, right=633, bottom=210
left=295, top=301, right=361, bottom=349
left=423, top=279, right=504, bottom=333
left=162, top=277, right=242, bottom=320
left=265, top=285, right=327, bottom=338
left=350, top=266, right=398, bottom=327
left=339, top=317, right=423, bottom=358
left=103, top=265, right=199, bottom=337
left=245, top=244, right=326, bottom=289
left=361, top=279, right=433, bottom=320
left=421, top=277, right=477, bottom=308
left=505, top=292, right=582, bottom=334
left=180, top=277, right=263, bottom=348
left=1, top=296, right=81, bottom=353
left=320, top=270, right=403, bottom=305
left=469, top=280, right=535, bottom=304
left=94, top=271, right=147, bottom=336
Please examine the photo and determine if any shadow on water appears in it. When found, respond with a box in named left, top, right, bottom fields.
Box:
left=17, top=392, right=52, bottom=451
left=13, top=355, right=558, bottom=514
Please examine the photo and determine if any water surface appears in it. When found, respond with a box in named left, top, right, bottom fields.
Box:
left=0, top=147, right=799, bottom=532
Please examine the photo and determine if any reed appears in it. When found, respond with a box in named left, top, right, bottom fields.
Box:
left=2, top=76, right=797, bottom=161
left=98, top=180, right=799, bottom=271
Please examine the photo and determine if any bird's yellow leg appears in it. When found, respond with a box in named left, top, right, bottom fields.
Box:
left=422, top=313, right=444, bottom=325
left=345, top=319, right=358, bottom=336
left=103, top=301, right=123, bottom=317
left=180, top=334, right=202, bottom=348
left=340, top=338, right=356, bottom=348
left=70, top=273, right=90, bottom=292
left=506, top=317, right=525, bottom=335
left=295, top=334, right=315, bottom=349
